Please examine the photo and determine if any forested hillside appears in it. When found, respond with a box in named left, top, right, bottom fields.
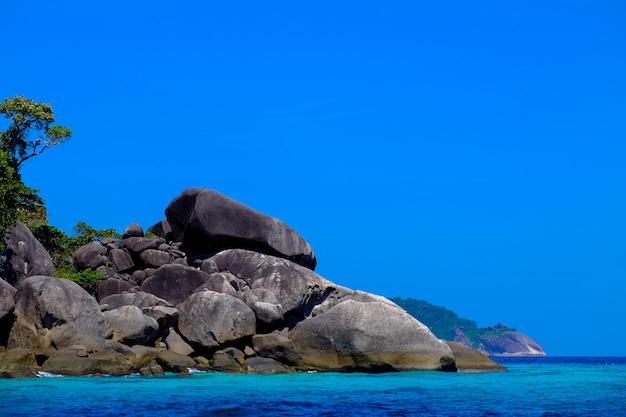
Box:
left=389, top=297, right=516, bottom=349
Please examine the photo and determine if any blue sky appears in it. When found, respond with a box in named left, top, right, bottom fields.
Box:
left=1, top=1, right=624, bottom=356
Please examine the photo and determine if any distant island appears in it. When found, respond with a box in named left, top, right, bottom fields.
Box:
left=390, top=297, right=546, bottom=357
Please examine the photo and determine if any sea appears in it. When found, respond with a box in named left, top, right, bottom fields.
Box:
left=1, top=357, right=624, bottom=417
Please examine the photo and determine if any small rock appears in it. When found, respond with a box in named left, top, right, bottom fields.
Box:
left=123, top=223, right=144, bottom=239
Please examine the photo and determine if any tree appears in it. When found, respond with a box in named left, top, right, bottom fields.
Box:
left=0, top=150, right=45, bottom=239
left=0, top=95, right=72, bottom=171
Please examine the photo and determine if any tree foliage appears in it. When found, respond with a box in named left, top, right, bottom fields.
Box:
left=0, top=95, right=72, bottom=170
left=0, top=150, right=46, bottom=246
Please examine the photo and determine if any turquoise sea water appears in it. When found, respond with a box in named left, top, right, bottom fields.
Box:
left=1, top=357, right=625, bottom=417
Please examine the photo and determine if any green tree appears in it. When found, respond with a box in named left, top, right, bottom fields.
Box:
left=0, top=96, right=71, bottom=247
left=0, top=150, right=45, bottom=245
left=0, top=95, right=72, bottom=171
left=69, top=221, right=121, bottom=250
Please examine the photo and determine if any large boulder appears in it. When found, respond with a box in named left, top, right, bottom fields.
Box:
left=8, top=276, right=106, bottom=356
left=103, top=305, right=159, bottom=346
left=100, top=291, right=173, bottom=310
left=177, top=290, right=256, bottom=349
left=96, top=278, right=136, bottom=300
left=108, top=249, right=135, bottom=273
left=241, top=288, right=283, bottom=325
left=1, top=222, right=54, bottom=287
left=0, top=279, right=17, bottom=346
left=74, top=241, right=108, bottom=271
left=141, top=264, right=211, bottom=305
left=210, top=249, right=334, bottom=320
left=288, top=300, right=454, bottom=372
left=0, top=279, right=16, bottom=321
left=165, top=188, right=316, bottom=269
left=252, top=332, right=301, bottom=365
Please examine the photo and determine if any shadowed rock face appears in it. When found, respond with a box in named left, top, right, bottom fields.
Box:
left=8, top=276, right=106, bottom=356
left=1, top=222, right=54, bottom=287
left=164, top=188, right=316, bottom=270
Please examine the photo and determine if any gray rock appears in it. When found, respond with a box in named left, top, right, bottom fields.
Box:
left=131, top=270, right=147, bottom=283
left=310, top=285, right=401, bottom=317
left=130, top=345, right=160, bottom=370
left=122, top=223, right=144, bottom=239
left=74, top=241, right=108, bottom=271
left=139, top=249, right=172, bottom=268
left=252, top=332, right=301, bottom=365
left=108, top=249, right=135, bottom=273
left=99, top=291, right=173, bottom=310
left=164, top=328, right=194, bottom=356
left=0, top=278, right=17, bottom=320
left=156, top=350, right=196, bottom=373
left=119, top=237, right=165, bottom=255
left=8, top=276, right=106, bottom=356
left=146, top=219, right=173, bottom=240
left=141, top=264, right=211, bottom=305
left=194, top=272, right=239, bottom=297
left=95, top=266, right=125, bottom=280
left=242, top=288, right=283, bottom=324
left=1, top=221, right=54, bottom=287
left=288, top=300, right=454, bottom=372
left=103, top=305, right=159, bottom=346
left=41, top=348, right=135, bottom=376
left=200, top=258, right=219, bottom=274
left=96, top=278, right=136, bottom=300
left=210, top=249, right=334, bottom=318
left=165, top=188, right=316, bottom=269
left=139, top=359, right=165, bottom=376
left=244, top=356, right=291, bottom=374
left=212, top=347, right=245, bottom=372
left=142, top=306, right=179, bottom=330
left=178, top=291, right=256, bottom=349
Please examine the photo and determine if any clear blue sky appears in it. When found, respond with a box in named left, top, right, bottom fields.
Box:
left=2, top=1, right=624, bottom=356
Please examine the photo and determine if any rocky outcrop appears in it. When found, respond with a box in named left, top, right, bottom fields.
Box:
left=466, top=324, right=546, bottom=357
left=0, top=222, right=54, bottom=287
left=0, top=188, right=506, bottom=376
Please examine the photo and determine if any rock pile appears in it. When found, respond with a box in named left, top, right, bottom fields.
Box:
left=0, top=188, right=502, bottom=376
